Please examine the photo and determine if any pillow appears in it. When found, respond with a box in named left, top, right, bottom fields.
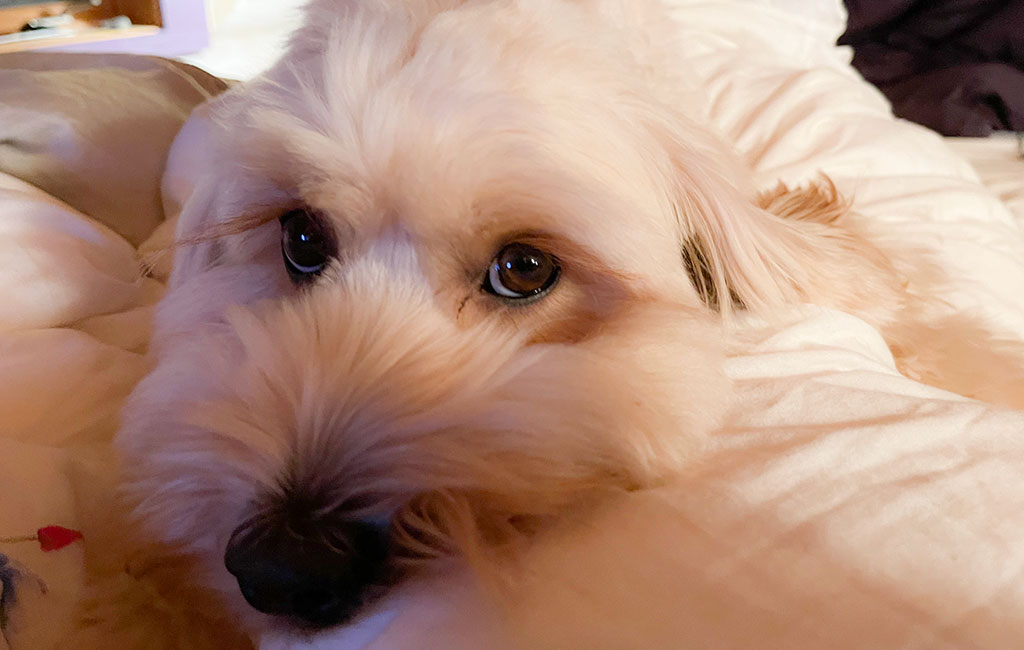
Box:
left=0, top=53, right=226, bottom=246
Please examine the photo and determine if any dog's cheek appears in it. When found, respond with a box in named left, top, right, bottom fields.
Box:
left=152, top=262, right=292, bottom=345
left=115, top=332, right=276, bottom=558
left=544, top=299, right=730, bottom=471
left=385, top=303, right=730, bottom=564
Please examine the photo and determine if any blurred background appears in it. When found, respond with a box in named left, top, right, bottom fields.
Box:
left=1, top=0, right=1021, bottom=136
left=180, top=0, right=304, bottom=79
left=0, top=0, right=305, bottom=79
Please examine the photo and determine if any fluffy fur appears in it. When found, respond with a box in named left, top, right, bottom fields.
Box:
left=67, top=0, right=1024, bottom=647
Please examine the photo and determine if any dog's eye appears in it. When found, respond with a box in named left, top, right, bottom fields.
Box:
left=484, top=242, right=560, bottom=300
left=280, top=209, right=334, bottom=281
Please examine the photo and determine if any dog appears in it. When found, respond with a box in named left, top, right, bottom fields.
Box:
left=72, top=0, right=1024, bottom=646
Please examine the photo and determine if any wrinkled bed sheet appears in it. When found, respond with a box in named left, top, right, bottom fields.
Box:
left=2, top=1, right=1024, bottom=648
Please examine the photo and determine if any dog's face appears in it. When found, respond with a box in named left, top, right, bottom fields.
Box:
left=118, top=0, right=745, bottom=634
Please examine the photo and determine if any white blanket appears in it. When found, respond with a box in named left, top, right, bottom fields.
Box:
left=2, top=1, right=1024, bottom=648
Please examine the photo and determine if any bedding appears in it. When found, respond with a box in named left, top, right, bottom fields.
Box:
left=0, top=54, right=223, bottom=649
left=2, top=1, right=1024, bottom=648
left=947, top=133, right=1024, bottom=224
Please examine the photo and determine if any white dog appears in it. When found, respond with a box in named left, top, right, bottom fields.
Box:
left=68, top=0, right=1024, bottom=647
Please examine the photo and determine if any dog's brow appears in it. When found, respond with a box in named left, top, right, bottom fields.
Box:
left=241, top=107, right=363, bottom=193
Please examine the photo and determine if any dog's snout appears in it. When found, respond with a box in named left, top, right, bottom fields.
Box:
left=224, top=510, right=389, bottom=628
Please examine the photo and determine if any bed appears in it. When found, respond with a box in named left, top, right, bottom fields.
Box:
left=2, top=1, right=1024, bottom=648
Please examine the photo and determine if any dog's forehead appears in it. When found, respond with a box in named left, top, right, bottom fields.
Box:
left=212, top=0, right=684, bottom=274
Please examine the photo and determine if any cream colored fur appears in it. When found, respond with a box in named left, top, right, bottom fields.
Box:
left=63, top=0, right=1024, bottom=647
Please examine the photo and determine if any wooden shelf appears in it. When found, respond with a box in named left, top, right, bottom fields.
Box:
left=0, top=24, right=158, bottom=53
left=0, top=0, right=207, bottom=57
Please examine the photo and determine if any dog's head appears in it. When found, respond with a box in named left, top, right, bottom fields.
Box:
left=115, top=0, right=800, bottom=634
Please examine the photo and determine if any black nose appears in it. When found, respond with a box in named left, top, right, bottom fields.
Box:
left=224, top=512, right=389, bottom=628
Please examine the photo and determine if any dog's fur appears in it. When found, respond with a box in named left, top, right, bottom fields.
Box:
left=64, top=0, right=1024, bottom=647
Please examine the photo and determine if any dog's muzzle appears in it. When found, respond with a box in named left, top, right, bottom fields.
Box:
left=224, top=506, right=390, bottom=628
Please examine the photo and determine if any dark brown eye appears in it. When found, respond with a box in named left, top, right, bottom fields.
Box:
left=280, top=209, right=334, bottom=282
left=484, top=242, right=560, bottom=300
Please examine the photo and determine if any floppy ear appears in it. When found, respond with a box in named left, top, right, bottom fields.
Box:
left=650, top=113, right=897, bottom=322
left=162, top=104, right=228, bottom=288
left=166, top=185, right=227, bottom=289
left=659, top=125, right=813, bottom=318
left=162, top=93, right=280, bottom=290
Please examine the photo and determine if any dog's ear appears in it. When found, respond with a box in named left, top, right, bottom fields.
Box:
left=167, top=182, right=226, bottom=288
left=163, top=93, right=279, bottom=289
left=648, top=113, right=869, bottom=320
left=658, top=126, right=812, bottom=317
left=162, top=104, right=227, bottom=288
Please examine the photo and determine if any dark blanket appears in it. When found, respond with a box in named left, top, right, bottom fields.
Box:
left=840, top=0, right=1024, bottom=136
